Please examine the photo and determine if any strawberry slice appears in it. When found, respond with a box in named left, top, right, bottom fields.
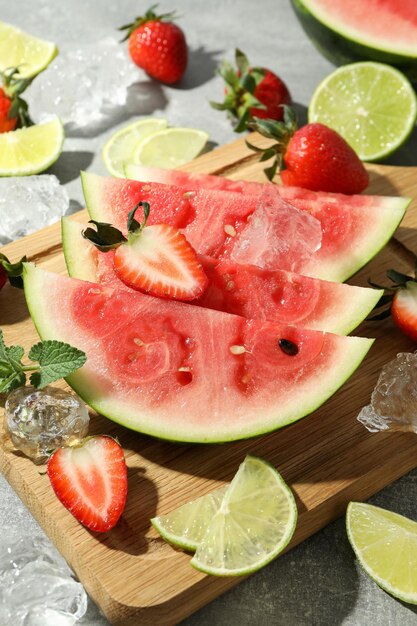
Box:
left=370, top=269, right=417, bottom=342
left=83, top=201, right=208, bottom=301
left=47, top=435, right=128, bottom=532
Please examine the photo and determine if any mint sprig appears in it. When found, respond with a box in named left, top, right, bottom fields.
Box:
left=0, top=329, right=87, bottom=393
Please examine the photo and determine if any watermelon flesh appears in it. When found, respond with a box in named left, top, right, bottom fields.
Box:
left=81, top=171, right=408, bottom=283
left=24, top=263, right=374, bottom=442
left=62, top=217, right=382, bottom=335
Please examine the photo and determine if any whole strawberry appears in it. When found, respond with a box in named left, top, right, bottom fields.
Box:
left=119, top=5, right=188, bottom=84
left=0, top=68, right=33, bottom=133
left=248, top=107, right=369, bottom=194
left=211, top=49, right=291, bottom=132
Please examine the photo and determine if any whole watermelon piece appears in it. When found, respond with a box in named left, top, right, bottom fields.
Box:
left=291, top=0, right=417, bottom=81
left=24, top=264, right=373, bottom=443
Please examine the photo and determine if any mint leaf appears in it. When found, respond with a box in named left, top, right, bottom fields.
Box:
left=0, top=329, right=25, bottom=393
left=28, top=340, right=87, bottom=389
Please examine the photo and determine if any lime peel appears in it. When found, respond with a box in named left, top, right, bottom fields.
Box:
left=133, top=127, right=209, bottom=169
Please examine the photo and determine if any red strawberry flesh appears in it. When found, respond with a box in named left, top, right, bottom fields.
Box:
left=391, top=282, right=417, bottom=342
left=114, top=223, right=208, bottom=300
left=47, top=435, right=128, bottom=532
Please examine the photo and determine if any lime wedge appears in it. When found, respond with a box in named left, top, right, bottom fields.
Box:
left=133, top=127, right=209, bottom=169
left=190, top=456, right=297, bottom=576
left=309, top=62, right=417, bottom=161
left=0, top=116, right=64, bottom=176
left=0, top=21, right=57, bottom=78
left=151, top=485, right=227, bottom=552
left=102, top=118, right=168, bottom=177
left=347, top=502, right=417, bottom=604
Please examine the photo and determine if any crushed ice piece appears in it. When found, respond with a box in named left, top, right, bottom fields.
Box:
left=26, top=37, right=138, bottom=134
left=0, top=532, right=87, bottom=625
left=230, top=188, right=322, bottom=271
left=358, top=351, right=417, bottom=433
left=0, top=175, right=69, bottom=244
left=5, top=386, right=89, bottom=464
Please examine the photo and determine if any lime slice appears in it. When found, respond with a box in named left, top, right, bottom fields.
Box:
left=102, top=118, right=168, bottom=177
left=347, top=502, right=417, bottom=604
left=0, top=116, right=64, bottom=176
left=308, top=62, right=417, bottom=161
left=0, top=21, right=57, bottom=78
left=190, top=456, right=297, bottom=576
left=133, top=127, right=209, bottom=169
left=151, top=485, right=227, bottom=552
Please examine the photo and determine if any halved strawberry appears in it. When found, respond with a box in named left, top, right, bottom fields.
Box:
left=370, top=269, right=417, bottom=342
left=83, top=201, right=208, bottom=300
left=47, top=435, right=128, bottom=532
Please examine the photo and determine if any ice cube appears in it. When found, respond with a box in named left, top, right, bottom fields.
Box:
left=230, top=188, right=322, bottom=271
left=358, top=351, right=417, bottom=433
left=0, top=532, right=87, bottom=625
left=26, top=37, right=138, bottom=135
left=0, top=175, right=69, bottom=244
left=4, top=386, right=89, bottom=464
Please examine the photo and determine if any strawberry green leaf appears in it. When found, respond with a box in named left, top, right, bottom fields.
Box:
left=235, top=49, right=249, bottom=76
left=28, top=340, right=87, bottom=389
left=82, top=221, right=127, bottom=251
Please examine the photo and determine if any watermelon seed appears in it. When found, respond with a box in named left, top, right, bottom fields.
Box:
left=133, top=337, right=144, bottom=346
left=225, top=281, right=235, bottom=291
left=230, top=345, right=246, bottom=355
left=278, top=339, right=298, bottom=356
left=183, top=191, right=196, bottom=198
left=177, top=366, right=193, bottom=386
left=224, top=224, right=237, bottom=237
left=88, top=287, right=102, bottom=295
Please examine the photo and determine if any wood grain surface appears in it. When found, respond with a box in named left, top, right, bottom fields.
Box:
left=1, top=134, right=417, bottom=625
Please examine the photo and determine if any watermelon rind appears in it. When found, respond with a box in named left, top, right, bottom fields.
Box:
left=291, top=0, right=417, bottom=81
left=23, top=263, right=374, bottom=443
left=61, top=216, right=383, bottom=337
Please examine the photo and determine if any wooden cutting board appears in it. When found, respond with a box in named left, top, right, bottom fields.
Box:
left=1, top=134, right=417, bottom=626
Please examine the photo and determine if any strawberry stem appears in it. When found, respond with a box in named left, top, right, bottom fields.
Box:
left=127, top=201, right=150, bottom=234
left=118, top=4, right=178, bottom=41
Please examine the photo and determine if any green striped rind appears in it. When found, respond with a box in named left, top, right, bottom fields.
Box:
left=190, top=456, right=298, bottom=576
left=303, top=197, right=409, bottom=282
left=61, top=215, right=383, bottom=337
left=81, top=171, right=114, bottom=223
left=291, top=0, right=417, bottom=81
left=347, top=502, right=417, bottom=604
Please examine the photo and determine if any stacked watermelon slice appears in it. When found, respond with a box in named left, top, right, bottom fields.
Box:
left=24, top=167, right=409, bottom=442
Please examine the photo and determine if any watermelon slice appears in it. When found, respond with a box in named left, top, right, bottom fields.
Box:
left=291, top=0, right=417, bottom=80
left=62, top=217, right=382, bottom=336
left=24, top=263, right=374, bottom=442
left=81, top=171, right=408, bottom=283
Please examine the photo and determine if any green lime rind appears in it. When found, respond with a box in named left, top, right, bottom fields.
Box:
left=347, top=502, right=417, bottom=605
left=291, top=0, right=417, bottom=81
left=0, top=20, right=57, bottom=78
left=190, top=456, right=298, bottom=576
left=151, top=485, right=228, bottom=552
left=308, top=62, right=417, bottom=162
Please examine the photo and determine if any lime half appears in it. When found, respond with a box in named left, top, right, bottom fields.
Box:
left=0, top=21, right=57, bottom=78
left=347, top=502, right=417, bottom=604
left=102, top=118, right=168, bottom=177
left=0, top=116, right=64, bottom=176
left=309, top=62, right=417, bottom=161
left=191, top=456, right=297, bottom=576
left=134, top=127, right=209, bottom=169
left=151, top=485, right=227, bottom=552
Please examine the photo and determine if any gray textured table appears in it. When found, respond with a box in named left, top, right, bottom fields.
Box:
left=1, top=1, right=417, bottom=624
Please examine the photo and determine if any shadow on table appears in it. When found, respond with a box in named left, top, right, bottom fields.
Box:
left=181, top=516, right=359, bottom=626
left=48, top=151, right=95, bottom=185
left=174, top=46, right=223, bottom=89
left=382, top=125, right=417, bottom=167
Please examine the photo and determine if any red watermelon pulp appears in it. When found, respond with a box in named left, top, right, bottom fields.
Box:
left=24, top=264, right=374, bottom=443
left=81, top=171, right=408, bottom=283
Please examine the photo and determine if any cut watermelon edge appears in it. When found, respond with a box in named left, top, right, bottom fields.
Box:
left=61, top=215, right=383, bottom=337
left=23, top=263, right=375, bottom=443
